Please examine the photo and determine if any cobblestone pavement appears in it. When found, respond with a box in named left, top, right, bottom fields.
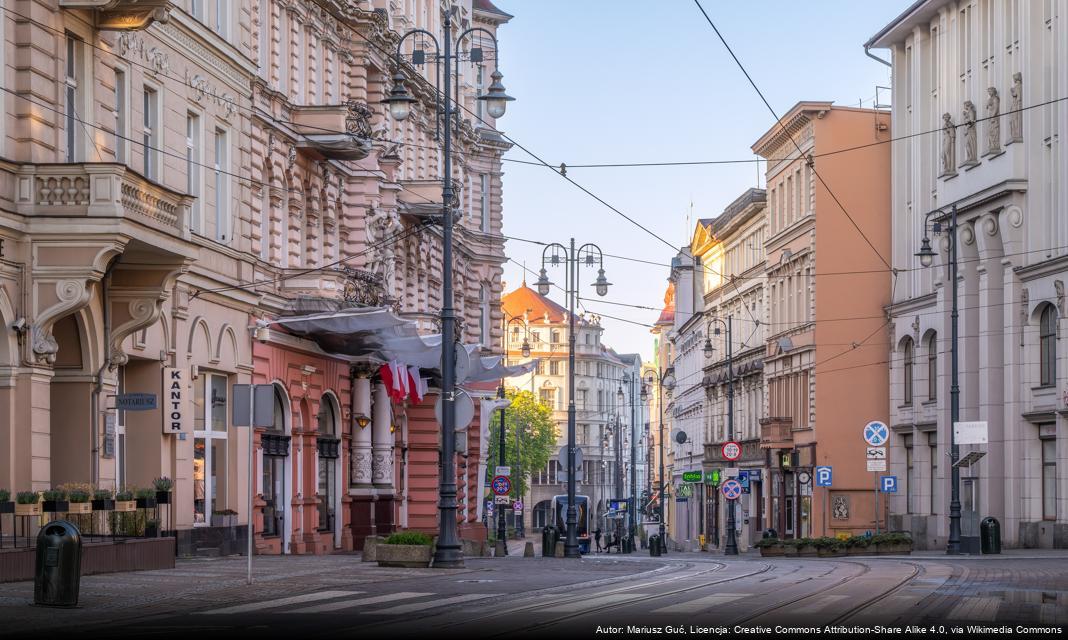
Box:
left=1, top=546, right=1065, bottom=638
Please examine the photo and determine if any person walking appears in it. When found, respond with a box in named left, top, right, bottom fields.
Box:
left=594, top=527, right=603, bottom=553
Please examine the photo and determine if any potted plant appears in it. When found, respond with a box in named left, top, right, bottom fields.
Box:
left=755, top=537, right=784, bottom=557
left=153, top=477, right=173, bottom=505
left=0, top=489, right=12, bottom=515
left=15, top=491, right=41, bottom=517
left=794, top=537, right=818, bottom=557
left=68, top=489, right=92, bottom=515
left=42, top=489, right=69, bottom=513
left=782, top=538, right=803, bottom=557
left=211, top=509, right=238, bottom=527
left=873, top=532, right=913, bottom=555
left=92, top=488, right=115, bottom=511
left=144, top=518, right=161, bottom=538
left=114, top=489, right=137, bottom=513
left=377, top=531, right=434, bottom=568
left=845, top=535, right=872, bottom=556
left=814, top=536, right=845, bottom=557
left=135, top=487, right=157, bottom=509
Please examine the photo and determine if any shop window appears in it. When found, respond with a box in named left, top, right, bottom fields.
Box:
left=193, top=373, right=229, bottom=525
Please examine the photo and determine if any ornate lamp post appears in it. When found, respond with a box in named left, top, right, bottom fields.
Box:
left=641, top=367, right=676, bottom=554
left=535, top=240, right=611, bottom=557
left=915, top=205, right=962, bottom=555
left=623, top=373, right=639, bottom=550
left=703, top=315, right=737, bottom=555
left=383, top=12, right=514, bottom=569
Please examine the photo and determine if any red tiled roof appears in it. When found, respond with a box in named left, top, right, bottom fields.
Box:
left=501, top=283, right=570, bottom=324
left=655, top=283, right=675, bottom=326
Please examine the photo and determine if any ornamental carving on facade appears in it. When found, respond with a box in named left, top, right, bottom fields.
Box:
left=351, top=448, right=372, bottom=485
left=985, top=87, right=1001, bottom=154
left=118, top=33, right=169, bottom=76
left=940, top=113, right=956, bottom=176
left=31, top=325, right=58, bottom=365
left=185, top=71, right=238, bottom=120
left=345, top=101, right=374, bottom=139
left=1009, top=73, right=1023, bottom=142
left=365, top=206, right=401, bottom=299
left=371, top=450, right=393, bottom=484
left=339, top=267, right=386, bottom=308
left=961, top=100, right=978, bottom=166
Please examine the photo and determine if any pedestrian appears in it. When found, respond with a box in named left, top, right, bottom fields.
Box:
left=594, top=527, right=603, bottom=553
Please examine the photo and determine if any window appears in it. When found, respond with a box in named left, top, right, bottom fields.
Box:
left=193, top=374, right=229, bottom=525
left=928, top=431, right=938, bottom=515
left=214, top=0, right=227, bottom=36
left=65, top=34, right=84, bottom=162
left=191, top=0, right=204, bottom=20
left=1040, top=304, right=1057, bottom=386
left=1042, top=436, right=1056, bottom=520
left=579, top=389, right=588, bottom=410
left=258, top=0, right=269, bottom=68
left=278, top=9, right=288, bottom=92
left=259, top=185, right=270, bottom=261
left=295, top=22, right=304, bottom=102
left=142, top=87, right=159, bottom=180
left=927, top=332, right=938, bottom=401
left=263, top=386, right=289, bottom=538
left=479, top=284, right=490, bottom=346
left=186, top=113, right=201, bottom=232
left=316, top=397, right=338, bottom=533
left=214, top=127, right=230, bottom=241
left=114, top=68, right=127, bottom=163
left=539, top=387, right=555, bottom=408
left=903, top=338, right=914, bottom=405
left=479, top=174, right=489, bottom=231
left=549, top=360, right=560, bottom=376
left=551, top=329, right=560, bottom=344
left=475, top=66, right=485, bottom=120
left=904, top=434, right=914, bottom=513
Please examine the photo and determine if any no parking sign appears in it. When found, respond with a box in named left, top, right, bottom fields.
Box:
left=721, top=479, right=742, bottom=500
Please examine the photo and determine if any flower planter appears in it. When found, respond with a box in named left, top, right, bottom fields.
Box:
left=15, top=503, right=42, bottom=517
left=758, top=545, right=785, bottom=557
left=875, top=543, right=911, bottom=555
left=797, top=545, right=819, bottom=557
left=43, top=500, right=69, bottom=513
left=144, top=523, right=160, bottom=538
left=817, top=548, right=845, bottom=557
left=0, top=501, right=13, bottom=514
left=68, top=502, right=93, bottom=515
left=92, top=499, right=115, bottom=511
left=136, top=497, right=157, bottom=509
left=847, top=546, right=870, bottom=556
left=211, top=514, right=237, bottom=527
left=155, top=491, right=171, bottom=505
left=782, top=545, right=800, bottom=557
left=114, top=500, right=137, bottom=513
left=376, top=543, right=433, bottom=568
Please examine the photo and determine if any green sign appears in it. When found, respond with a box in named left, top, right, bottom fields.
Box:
left=706, top=469, right=722, bottom=486
left=682, top=470, right=703, bottom=483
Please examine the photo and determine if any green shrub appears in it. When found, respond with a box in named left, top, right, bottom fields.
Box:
left=135, top=487, right=155, bottom=500
left=153, top=477, right=173, bottom=492
left=93, top=489, right=113, bottom=500
left=212, top=509, right=239, bottom=516
left=782, top=538, right=806, bottom=547
left=68, top=489, right=91, bottom=503
left=384, top=532, right=433, bottom=546
left=0, top=489, right=9, bottom=503
left=115, top=490, right=134, bottom=501
left=16, top=491, right=38, bottom=504
left=754, top=537, right=782, bottom=548
left=846, top=535, right=872, bottom=548
left=42, top=489, right=68, bottom=501
left=872, top=532, right=913, bottom=546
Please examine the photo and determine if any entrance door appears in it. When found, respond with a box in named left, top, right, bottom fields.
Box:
left=961, top=476, right=981, bottom=553
left=116, top=366, right=127, bottom=490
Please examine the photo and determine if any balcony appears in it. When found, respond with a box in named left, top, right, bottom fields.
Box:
left=291, top=102, right=374, bottom=161
left=59, top=1, right=173, bottom=30
left=14, top=163, right=191, bottom=240
left=759, top=417, right=794, bottom=449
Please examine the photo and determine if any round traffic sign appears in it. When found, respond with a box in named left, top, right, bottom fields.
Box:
left=863, top=421, right=889, bottom=447
left=722, top=441, right=742, bottom=461
left=721, top=479, right=742, bottom=500
left=491, top=475, right=512, bottom=496
left=513, top=500, right=523, bottom=511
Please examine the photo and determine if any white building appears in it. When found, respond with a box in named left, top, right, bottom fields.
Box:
left=868, top=0, right=1067, bottom=549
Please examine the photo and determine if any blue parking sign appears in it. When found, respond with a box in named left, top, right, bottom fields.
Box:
left=881, top=476, right=898, bottom=493
left=815, top=466, right=833, bottom=487
left=738, top=470, right=750, bottom=491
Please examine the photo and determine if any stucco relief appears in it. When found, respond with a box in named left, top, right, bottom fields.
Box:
left=371, top=450, right=393, bottom=484
left=30, top=279, right=95, bottom=365
left=1009, top=73, right=1023, bottom=142
left=985, top=87, right=1001, bottom=155
left=961, top=101, right=978, bottom=166
left=940, top=113, right=957, bottom=176
left=118, top=33, right=170, bottom=76
left=351, top=448, right=372, bottom=484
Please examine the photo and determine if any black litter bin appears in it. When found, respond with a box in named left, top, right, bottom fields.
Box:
left=35, top=520, right=82, bottom=607
left=763, top=528, right=778, bottom=539
left=980, top=517, right=1001, bottom=555
left=649, top=534, right=661, bottom=557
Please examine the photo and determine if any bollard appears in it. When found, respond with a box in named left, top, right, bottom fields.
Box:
left=524, top=541, right=535, bottom=557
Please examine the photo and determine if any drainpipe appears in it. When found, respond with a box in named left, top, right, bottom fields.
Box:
left=90, top=258, right=119, bottom=487
left=864, top=44, right=891, bottom=68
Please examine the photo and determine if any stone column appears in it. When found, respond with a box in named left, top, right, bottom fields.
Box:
left=350, top=377, right=373, bottom=487
left=371, top=382, right=393, bottom=489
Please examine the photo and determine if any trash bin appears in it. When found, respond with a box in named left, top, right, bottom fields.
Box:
left=542, top=526, right=557, bottom=558
left=980, top=517, right=1001, bottom=555
left=34, top=520, right=82, bottom=607
left=763, top=528, right=778, bottom=539
left=649, top=534, right=661, bottom=557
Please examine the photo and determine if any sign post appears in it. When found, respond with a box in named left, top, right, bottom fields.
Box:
left=233, top=383, right=274, bottom=585
left=816, top=466, right=832, bottom=536
left=863, top=421, right=889, bottom=535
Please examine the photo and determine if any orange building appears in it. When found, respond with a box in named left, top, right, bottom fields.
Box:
left=753, top=102, right=892, bottom=539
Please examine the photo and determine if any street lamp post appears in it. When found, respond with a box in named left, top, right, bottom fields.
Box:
left=641, top=368, right=676, bottom=554
left=915, top=204, right=961, bottom=555
left=496, top=383, right=508, bottom=556
left=704, top=315, right=737, bottom=556
left=536, top=239, right=611, bottom=558
left=383, top=12, right=514, bottom=569
left=624, top=373, right=639, bottom=550
left=505, top=314, right=532, bottom=537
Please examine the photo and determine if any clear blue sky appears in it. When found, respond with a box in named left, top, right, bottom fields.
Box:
left=493, top=0, right=904, bottom=359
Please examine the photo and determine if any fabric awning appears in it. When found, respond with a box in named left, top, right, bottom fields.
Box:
left=271, top=307, right=537, bottom=383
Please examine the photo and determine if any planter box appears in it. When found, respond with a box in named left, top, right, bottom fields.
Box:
left=15, top=503, right=41, bottom=517
left=758, top=545, right=785, bottom=557
left=847, top=546, right=870, bottom=556
left=144, top=524, right=160, bottom=538
left=92, top=499, right=115, bottom=511
left=782, top=546, right=800, bottom=557
left=817, top=548, right=845, bottom=557
left=43, top=500, right=69, bottom=512
left=114, top=500, right=137, bottom=513
left=797, top=546, right=819, bottom=557
left=875, top=543, right=911, bottom=555
left=136, top=497, right=157, bottom=509
left=377, top=543, right=432, bottom=568
left=68, top=502, right=93, bottom=515
left=155, top=491, right=171, bottom=505
left=211, top=514, right=237, bottom=527
left=0, top=501, right=13, bottom=514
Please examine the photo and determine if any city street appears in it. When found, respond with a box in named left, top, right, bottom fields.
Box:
left=1, top=547, right=1065, bottom=637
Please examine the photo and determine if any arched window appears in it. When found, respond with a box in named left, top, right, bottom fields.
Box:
left=1040, top=304, right=1057, bottom=386
left=316, top=394, right=340, bottom=534
left=927, top=332, right=938, bottom=401
left=478, top=284, right=490, bottom=346
left=903, top=338, right=914, bottom=405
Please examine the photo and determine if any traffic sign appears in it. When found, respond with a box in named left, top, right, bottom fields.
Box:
left=815, top=466, right=833, bottom=487
left=864, top=421, right=889, bottom=446
left=494, top=495, right=511, bottom=505
left=953, top=421, right=988, bottom=445
left=495, top=466, right=511, bottom=476
left=722, top=441, right=742, bottom=461
left=866, top=459, right=887, bottom=472
left=866, top=447, right=887, bottom=460
left=557, top=446, right=583, bottom=469
left=707, top=469, right=722, bottom=486
left=881, top=476, right=898, bottom=493
left=738, top=470, right=751, bottom=493
left=682, top=470, right=703, bottom=483
left=721, top=479, right=742, bottom=500
left=513, top=500, right=523, bottom=511
left=491, top=475, right=512, bottom=495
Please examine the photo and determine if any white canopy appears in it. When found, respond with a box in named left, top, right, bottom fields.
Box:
left=271, top=307, right=537, bottom=383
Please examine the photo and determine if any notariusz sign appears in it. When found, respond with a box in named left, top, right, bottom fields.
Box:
left=115, top=393, right=157, bottom=411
